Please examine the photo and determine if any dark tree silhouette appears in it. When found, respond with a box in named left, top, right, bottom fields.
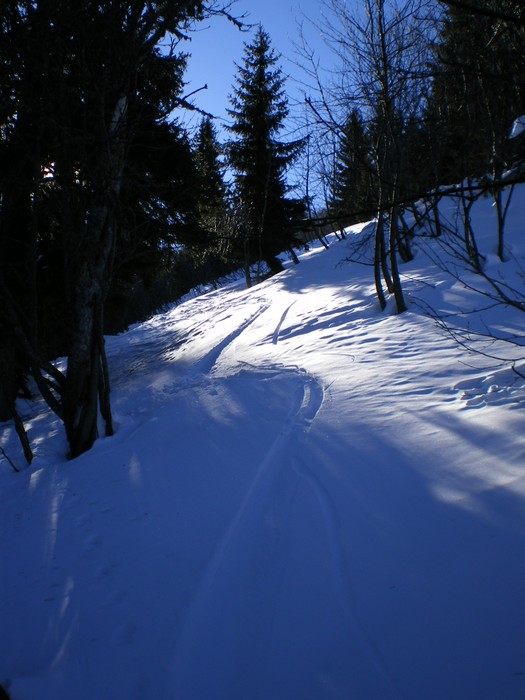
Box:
left=227, top=26, right=305, bottom=281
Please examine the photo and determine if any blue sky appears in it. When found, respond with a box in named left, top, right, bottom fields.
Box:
left=184, top=0, right=335, bottom=131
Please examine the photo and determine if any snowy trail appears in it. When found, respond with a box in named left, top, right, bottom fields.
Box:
left=3, top=215, right=525, bottom=699
left=291, top=453, right=398, bottom=695
left=168, top=312, right=330, bottom=698
left=169, top=309, right=398, bottom=700
left=190, top=301, right=269, bottom=378
left=169, top=380, right=308, bottom=696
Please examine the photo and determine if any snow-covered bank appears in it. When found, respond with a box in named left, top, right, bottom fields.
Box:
left=1, top=190, right=525, bottom=699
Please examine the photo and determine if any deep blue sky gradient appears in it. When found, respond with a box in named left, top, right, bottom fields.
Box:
left=184, top=0, right=334, bottom=131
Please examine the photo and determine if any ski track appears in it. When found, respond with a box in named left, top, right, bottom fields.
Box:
left=190, top=301, right=269, bottom=378
left=169, top=369, right=325, bottom=698
left=293, top=454, right=399, bottom=697
left=167, top=296, right=401, bottom=698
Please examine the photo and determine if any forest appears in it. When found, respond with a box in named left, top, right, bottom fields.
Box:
left=1, top=0, right=525, bottom=461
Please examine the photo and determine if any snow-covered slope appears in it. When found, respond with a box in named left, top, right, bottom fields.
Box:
left=1, top=190, right=525, bottom=700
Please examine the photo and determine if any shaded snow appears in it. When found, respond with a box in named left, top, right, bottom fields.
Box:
left=510, top=115, right=525, bottom=140
left=1, top=190, right=525, bottom=699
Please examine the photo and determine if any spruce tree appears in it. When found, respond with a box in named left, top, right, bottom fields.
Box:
left=193, top=117, right=228, bottom=247
left=0, top=0, right=221, bottom=459
left=428, top=2, right=525, bottom=183
left=227, top=26, right=305, bottom=277
left=329, top=109, right=375, bottom=226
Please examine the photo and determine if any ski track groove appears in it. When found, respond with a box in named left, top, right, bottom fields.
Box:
left=171, top=291, right=398, bottom=697
left=191, top=301, right=269, bottom=378
left=170, top=370, right=326, bottom=697
left=293, top=455, right=400, bottom=698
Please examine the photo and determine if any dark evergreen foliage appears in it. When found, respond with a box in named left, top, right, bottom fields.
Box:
left=328, top=109, right=376, bottom=225
left=194, top=117, right=228, bottom=232
left=227, top=27, right=305, bottom=276
left=191, top=116, right=231, bottom=259
left=0, top=1, right=219, bottom=457
left=428, top=1, right=525, bottom=183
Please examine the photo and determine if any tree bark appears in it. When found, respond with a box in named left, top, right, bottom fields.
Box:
left=62, top=96, right=126, bottom=457
left=63, top=209, right=116, bottom=458
left=389, top=206, right=407, bottom=313
left=374, top=216, right=387, bottom=311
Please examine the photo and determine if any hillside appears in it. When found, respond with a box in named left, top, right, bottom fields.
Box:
left=1, top=188, right=525, bottom=699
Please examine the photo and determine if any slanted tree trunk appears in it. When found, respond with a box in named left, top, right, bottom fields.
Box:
left=63, top=228, right=115, bottom=458
left=288, top=245, right=300, bottom=264
left=374, top=214, right=387, bottom=311
left=396, top=209, right=413, bottom=263
left=388, top=204, right=407, bottom=313
left=460, top=185, right=483, bottom=272
left=431, top=196, right=442, bottom=237
left=316, top=228, right=329, bottom=249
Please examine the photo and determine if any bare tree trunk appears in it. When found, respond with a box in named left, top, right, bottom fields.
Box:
left=374, top=215, right=387, bottom=311
left=62, top=97, right=126, bottom=457
left=494, top=183, right=514, bottom=262
left=63, top=210, right=116, bottom=457
left=316, top=229, right=330, bottom=249
left=13, top=404, right=33, bottom=465
left=431, top=196, right=442, bottom=238
left=396, top=209, right=413, bottom=263
left=389, top=205, right=407, bottom=313
left=377, top=182, right=394, bottom=294
left=64, top=277, right=106, bottom=455
left=460, top=188, right=483, bottom=272
left=288, top=245, right=300, bottom=264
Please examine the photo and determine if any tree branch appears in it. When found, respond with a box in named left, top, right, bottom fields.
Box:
left=439, top=0, right=525, bottom=27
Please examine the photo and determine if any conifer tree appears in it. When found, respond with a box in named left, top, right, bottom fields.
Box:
left=428, top=1, right=525, bottom=184
left=0, top=0, right=232, bottom=459
left=193, top=117, right=228, bottom=246
left=227, top=26, right=305, bottom=277
left=329, top=109, right=375, bottom=225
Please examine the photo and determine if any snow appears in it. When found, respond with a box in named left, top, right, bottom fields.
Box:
left=2, top=188, right=525, bottom=699
left=510, top=115, right=525, bottom=140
